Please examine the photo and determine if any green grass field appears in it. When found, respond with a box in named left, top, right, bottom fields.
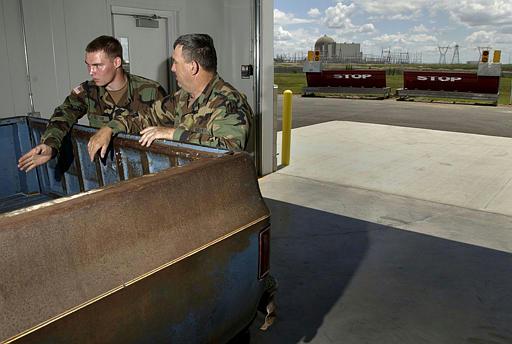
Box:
left=499, top=77, right=512, bottom=105
left=274, top=69, right=512, bottom=106
left=274, top=72, right=306, bottom=95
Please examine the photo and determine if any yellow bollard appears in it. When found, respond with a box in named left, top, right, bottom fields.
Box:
left=281, top=90, right=293, bottom=166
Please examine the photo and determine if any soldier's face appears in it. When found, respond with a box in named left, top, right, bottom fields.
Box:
left=171, top=45, right=194, bottom=92
left=85, top=51, right=120, bottom=87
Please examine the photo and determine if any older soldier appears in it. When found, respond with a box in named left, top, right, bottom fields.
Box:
left=18, top=35, right=167, bottom=172
left=87, top=33, right=252, bottom=160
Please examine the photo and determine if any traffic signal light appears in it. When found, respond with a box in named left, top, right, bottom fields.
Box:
left=314, top=50, right=320, bottom=61
left=481, top=50, right=489, bottom=63
left=307, top=50, right=314, bottom=61
left=493, top=50, right=501, bottom=63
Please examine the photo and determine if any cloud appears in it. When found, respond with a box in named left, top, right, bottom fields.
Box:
left=412, top=24, right=429, bottom=33
left=274, top=26, right=293, bottom=41
left=373, top=33, right=408, bottom=45
left=272, top=1, right=512, bottom=62
left=322, top=2, right=356, bottom=28
left=386, top=13, right=420, bottom=20
left=443, top=1, right=512, bottom=27
left=358, top=23, right=377, bottom=33
left=371, top=32, right=436, bottom=46
left=274, top=9, right=315, bottom=25
left=357, top=0, right=429, bottom=19
left=465, top=30, right=495, bottom=44
left=321, top=2, right=376, bottom=33
left=465, top=30, right=512, bottom=45
left=408, top=34, right=437, bottom=43
left=273, top=27, right=322, bottom=55
left=308, top=8, right=321, bottom=18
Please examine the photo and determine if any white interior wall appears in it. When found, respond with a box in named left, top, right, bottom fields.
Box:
left=0, top=0, right=30, bottom=118
left=260, top=0, right=274, bottom=175
left=17, top=0, right=247, bottom=118
left=22, top=0, right=72, bottom=117
left=62, top=0, right=110, bottom=91
left=221, top=0, right=253, bottom=106
left=0, top=0, right=258, bottom=117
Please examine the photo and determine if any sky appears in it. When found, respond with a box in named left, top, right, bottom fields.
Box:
left=274, top=0, right=512, bottom=63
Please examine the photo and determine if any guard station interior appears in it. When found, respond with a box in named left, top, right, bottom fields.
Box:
left=0, top=0, right=275, bottom=174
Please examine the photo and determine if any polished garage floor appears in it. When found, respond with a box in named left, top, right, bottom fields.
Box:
left=251, top=118, right=512, bottom=343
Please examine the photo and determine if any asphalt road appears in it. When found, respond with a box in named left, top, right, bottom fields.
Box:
left=277, top=95, right=512, bottom=137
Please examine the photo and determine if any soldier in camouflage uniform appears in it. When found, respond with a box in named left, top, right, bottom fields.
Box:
left=18, top=35, right=167, bottom=172
left=87, top=33, right=252, bottom=160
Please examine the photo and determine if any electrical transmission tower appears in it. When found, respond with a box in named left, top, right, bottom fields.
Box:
left=438, top=46, right=450, bottom=64
left=451, top=44, right=460, bottom=64
left=399, top=52, right=410, bottom=64
left=381, top=48, right=391, bottom=63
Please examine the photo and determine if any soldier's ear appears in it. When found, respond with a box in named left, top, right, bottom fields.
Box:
left=113, top=57, right=122, bottom=69
left=191, top=60, right=200, bottom=76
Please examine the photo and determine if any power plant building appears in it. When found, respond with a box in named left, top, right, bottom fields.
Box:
left=314, top=35, right=363, bottom=62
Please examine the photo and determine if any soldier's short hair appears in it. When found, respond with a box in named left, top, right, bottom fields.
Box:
left=86, top=36, right=123, bottom=60
left=174, top=33, right=217, bottom=73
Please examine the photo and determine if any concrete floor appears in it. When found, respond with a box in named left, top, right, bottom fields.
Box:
left=251, top=116, right=512, bottom=343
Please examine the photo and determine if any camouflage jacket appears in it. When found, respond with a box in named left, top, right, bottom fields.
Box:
left=107, top=74, right=253, bottom=151
left=41, top=72, right=167, bottom=154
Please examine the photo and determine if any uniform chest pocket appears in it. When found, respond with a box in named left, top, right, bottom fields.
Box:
left=182, top=111, right=213, bottom=130
left=87, top=114, right=110, bottom=128
left=194, top=110, right=214, bottom=125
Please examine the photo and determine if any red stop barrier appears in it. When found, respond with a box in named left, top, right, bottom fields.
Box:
left=306, top=70, right=387, bottom=88
left=403, top=71, right=499, bottom=94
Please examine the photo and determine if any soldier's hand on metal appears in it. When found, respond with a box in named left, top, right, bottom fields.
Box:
left=88, top=127, right=113, bottom=162
left=18, top=143, right=53, bottom=172
left=139, top=127, right=175, bottom=147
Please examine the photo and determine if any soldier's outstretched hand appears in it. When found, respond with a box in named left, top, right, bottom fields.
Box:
left=139, top=126, right=175, bottom=147
left=18, top=143, right=53, bottom=172
left=88, top=127, right=113, bottom=161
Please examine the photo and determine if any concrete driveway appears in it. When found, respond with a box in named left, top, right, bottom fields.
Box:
left=250, top=99, right=512, bottom=344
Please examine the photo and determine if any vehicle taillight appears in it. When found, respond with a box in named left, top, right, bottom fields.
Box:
left=258, top=226, right=270, bottom=279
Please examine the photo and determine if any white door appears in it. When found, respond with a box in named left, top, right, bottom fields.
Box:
left=112, top=10, right=173, bottom=92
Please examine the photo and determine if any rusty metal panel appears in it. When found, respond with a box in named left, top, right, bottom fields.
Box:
left=306, top=70, right=387, bottom=88
left=6, top=224, right=268, bottom=344
left=403, top=70, right=500, bottom=94
left=0, top=115, right=231, bottom=216
left=0, top=152, right=270, bottom=343
left=25, top=118, right=228, bottom=196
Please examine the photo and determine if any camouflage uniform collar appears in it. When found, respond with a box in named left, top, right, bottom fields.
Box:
left=97, top=71, right=132, bottom=107
left=197, top=74, right=221, bottom=105
left=181, top=74, right=222, bottom=110
left=124, top=71, right=135, bottom=102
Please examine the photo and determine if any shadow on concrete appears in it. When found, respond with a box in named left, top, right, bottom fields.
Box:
left=250, top=198, right=371, bottom=343
left=250, top=199, right=512, bottom=344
